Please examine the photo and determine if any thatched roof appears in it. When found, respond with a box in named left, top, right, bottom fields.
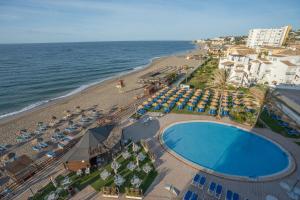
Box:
left=4, top=155, right=36, bottom=180
left=64, top=125, right=119, bottom=162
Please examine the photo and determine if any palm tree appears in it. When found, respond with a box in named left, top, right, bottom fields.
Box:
left=210, top=68, right=231, bottom=118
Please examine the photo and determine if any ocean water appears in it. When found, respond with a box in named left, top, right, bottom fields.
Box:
left=162, top=122, right=289, bottom=178
left=0, top=41, right=195, bottom=118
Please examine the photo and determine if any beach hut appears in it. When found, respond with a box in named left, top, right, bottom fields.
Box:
left=64, top=125, right=121, bottom=171
left=197, top=104, right=205, bottom=112
left=209, top=106, right=217, bottom=115
left=4, top=155, right=37, bottom=182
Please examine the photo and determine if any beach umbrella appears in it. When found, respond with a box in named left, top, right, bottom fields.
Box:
left=179, top=98, right=185, bottom=102
left=211, top=98, right=219, bottom=103
left=199, top=101, right=206, bottom=105
left=163, top=103, right=169, bottom=107
left=176, top=102, right=182, bottom=106
left=148, top=98, right=153, bottom=102
left=222, top=103, right=228, bottom=107
left=223, top=107, right=229, bottom=111
left=138, top=105, right=144, bottom=110
left=152, top=95, right=157, bottom=99
left=244, top=101, right=252, bottom=106
left=188, top=103, right=194, bottom=107
left=210, top=106, right=217, bottom=110
left=170, top=97, right=175, bottom=101
left=211, top=102, right=218, bottom=106
left=167, top=100, right=172, bottom=104
left=157, top=99, right=162, bottom=103
left=234, top=100, right=240, bottom=105
left=197, top=104, right=204, bottom=108
left=142, top=101, right=148, bottom=105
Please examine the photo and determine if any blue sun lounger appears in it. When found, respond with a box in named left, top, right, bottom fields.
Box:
left=226, top=190, right=233, bottom=200
left=208, top=182, right=216, bottom=195
left=199, top=176, right=206, bottom=189
left=183, top=190, right=193, bottom=200
left=233, top=192, right=240, bottom=200
left=191, top=192, right=198, bottom=200
left=215, top=184, right=222, bottom=199
left=192, top=174, right=200, bottom=186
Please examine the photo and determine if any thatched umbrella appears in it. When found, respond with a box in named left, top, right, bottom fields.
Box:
left=221, top=102, right=228, bottom=107
left=179, top=98, right=185, bottom=102
left=210, top=106, right=217, bottom=110
left=138, top=105, right=144, bottom=110
left=142, top=101, right=148, bottom=105
left=197, top=104, right=205, bottom=109
left=211, top=102, right=218, bottom=106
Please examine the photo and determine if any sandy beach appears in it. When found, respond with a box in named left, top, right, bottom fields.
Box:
left=0, top=48, right=204, bottom=161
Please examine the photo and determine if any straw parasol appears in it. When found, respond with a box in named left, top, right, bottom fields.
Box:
left=221, top=102, right=228, bottom=107
left=176, top=102, right=182, bottom=106
left=138, top=105, right=144, bottom=110
left=223, top=107, right=229, bottom=111
left=163, top=103, right=169, bottom=107
left=202, top=94, right=209, bottom=99
left=148, top=98, right=153, bottom=102
left=187, top=103, right=194, bottom=107
left=210, top=106, right=217, bottom=110
left=211, top=102, right=218, bottom=106
left=167, top=100, right=172, bottom=104
left=234, top=100, right=240, bottom=105
left=244, top=101, right=252, bottom=106
left=211, top=98, right=219, bottom=103
left=197, top=104, right=204, bottom=109
left=152, top=95, right=157, bottom=99
left=179, top=98, right=185, bottom=102
left=142, top=101, right=148, bottom=105
left=157, top=99, right=162, bottom=103
left=152, top=103, right=158, bottom=107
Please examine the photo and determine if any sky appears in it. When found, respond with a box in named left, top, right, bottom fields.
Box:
left=0, top=0, right=299, bottom=44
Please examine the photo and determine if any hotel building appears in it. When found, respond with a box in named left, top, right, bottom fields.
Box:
left=246, top=26, right=291, bottom=48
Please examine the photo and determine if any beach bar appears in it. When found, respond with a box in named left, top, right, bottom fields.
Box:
left=63, top=125, right=122, bottom=171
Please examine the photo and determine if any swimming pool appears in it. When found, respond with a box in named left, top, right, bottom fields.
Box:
left=161, top=121, right=292, bottom=180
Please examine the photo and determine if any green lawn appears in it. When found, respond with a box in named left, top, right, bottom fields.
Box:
left=260, top=110, right=300, bottom=138
left=31, top=142, right=157, bottom=199
left=185, top=58, right=218, bottom=89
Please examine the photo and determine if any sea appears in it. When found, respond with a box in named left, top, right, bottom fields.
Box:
left=0, top=41, right=195, bottom=119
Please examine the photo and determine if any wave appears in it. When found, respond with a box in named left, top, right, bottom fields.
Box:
left=0, top=43, right=196, bottom=120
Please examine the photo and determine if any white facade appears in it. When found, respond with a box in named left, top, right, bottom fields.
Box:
left=219, top=46, right=300, bottom=87
left=246, top=26, right=291, bottom=48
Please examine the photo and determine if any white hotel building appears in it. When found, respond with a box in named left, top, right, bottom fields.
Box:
left=246, top=26, right=291, bottom=48
left=218, top=46, right=300, bottom=87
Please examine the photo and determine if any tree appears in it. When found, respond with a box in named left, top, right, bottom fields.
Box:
left=210, top=68, right=231, bottom=118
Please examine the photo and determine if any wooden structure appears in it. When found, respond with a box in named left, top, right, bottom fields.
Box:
left=4, top=155, right=37, bottom=182
left=64, top=125, right=122, bottom=171
left=144, top=84, right=156, bottom=96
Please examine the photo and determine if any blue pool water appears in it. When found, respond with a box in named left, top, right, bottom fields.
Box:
left=162, top=122, right=290, bottom=178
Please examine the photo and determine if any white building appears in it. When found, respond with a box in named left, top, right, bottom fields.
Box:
left=219, top=46, right=300, bottom=87
left=246, top=26, right=291, bottom=48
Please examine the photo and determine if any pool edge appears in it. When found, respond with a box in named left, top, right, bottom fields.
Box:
left=159, top=120, right=296, bottom=182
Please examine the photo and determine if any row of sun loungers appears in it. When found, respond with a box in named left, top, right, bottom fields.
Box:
left=183, top=174, right=241, bottom=200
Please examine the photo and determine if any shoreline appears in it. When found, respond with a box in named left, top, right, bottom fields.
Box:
left=0, top=45, right=197, bottom=125
left=0, top=45, right=203, bottom=154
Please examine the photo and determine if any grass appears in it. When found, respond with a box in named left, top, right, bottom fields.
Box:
left=260, top=110, right=300, bottom=138
left=91, top=144, right=157, bottom=194
left=185, top=58, right=218, bottom=89
left=31, top=142, right=157, bottom=199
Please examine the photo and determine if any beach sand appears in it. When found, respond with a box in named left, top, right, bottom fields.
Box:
left=0, top=48, right=204, bottom=160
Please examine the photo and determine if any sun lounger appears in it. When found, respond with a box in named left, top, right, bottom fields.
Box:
left=215, top=184, right=222, bottom=199
left=183, top=190, right=193, bottom=200
left=199, top=176, right=206, bottom=189
left=191, top=192, right=198, bottom=200
left=233, top=193, right=239, bottom=200
left=208, top=182, right=216, bottom=195
left=226, top=190, right=233, bottom=200
left=192, top=174, right=200, bottom=186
